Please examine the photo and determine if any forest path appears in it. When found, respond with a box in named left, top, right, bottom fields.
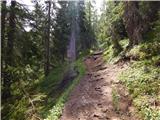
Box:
left=60, top=52, right=139, bottom=120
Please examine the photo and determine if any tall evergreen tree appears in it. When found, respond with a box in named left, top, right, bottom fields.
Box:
left=3, top=0, right=16, bottom=99
left=44, top=1, right=51, bottom=76
left=54, top=1, right=71, bottom=61
left=1, top=0, right=7, bottom=71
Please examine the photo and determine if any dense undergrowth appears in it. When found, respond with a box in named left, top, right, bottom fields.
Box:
left=2, top=62, right=68, bottom=120
left=2, top=1, right=160, bottom=120
left=103, top=39, right=129, bottom=64
left=105, top=39, right=160, bottom=120
left=43, top=58, right=86, bottom=120
left=119, top=61, right=160, bottom=120
left=119, top=40, right=160, bottom=120
left=103, top=15, right=160, bottom=120
left=2, top=58, right=85, bottom=120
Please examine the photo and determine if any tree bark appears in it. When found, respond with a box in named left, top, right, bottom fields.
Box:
left=123, top=1, right=143, bottom=47
left=141, top=2, right=160, bottom=34
left=111, top=25, right=123, bottom=56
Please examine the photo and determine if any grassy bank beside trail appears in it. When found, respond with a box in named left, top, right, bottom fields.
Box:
left=103, top=39, right=129, bottom=64
left=102, top=23, right=160, bottom=119
left=44, top=58, right=86, bottom=120
left=119, top=60, right=160, bottom=120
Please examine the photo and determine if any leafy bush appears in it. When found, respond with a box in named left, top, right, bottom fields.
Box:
left=2, top=64, right=45, bottom=120
left=127, top=41, right=160, bottom=60
left=103, top=39, right=129, bottom=63
left=119, top=61, right=160, bottom=120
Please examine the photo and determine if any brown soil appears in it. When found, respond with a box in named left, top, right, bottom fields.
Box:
left=60, top=54, right=139, bottom=120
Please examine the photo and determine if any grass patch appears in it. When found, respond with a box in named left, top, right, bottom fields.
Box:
left=126, top=41, right=160, bottom=60
left=112, top=86, right=120, bottom=112
left=103, top=39, right=129, bottom=64
left=119, top=61, right=160, bottom=120
left=117, top=24, right=160, bottom=119
left=43, top=58, right=86, bottom=120
left=103, top=10, right=160, bottom=120
left=38, top=62, right=68, bottom=93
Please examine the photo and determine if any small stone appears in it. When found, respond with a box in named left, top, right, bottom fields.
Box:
left=97, top=103, right=102, bottom=106
left=93, top=114, right=100, bottom=117
left=102, top=108, right=108, bottom=112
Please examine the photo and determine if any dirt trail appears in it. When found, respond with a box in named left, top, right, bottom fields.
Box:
left=60, top=53, right=139, bottom=120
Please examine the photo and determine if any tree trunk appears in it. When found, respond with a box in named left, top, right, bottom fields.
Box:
left=44, top=1, right=51, bottom=76
left=123, top=1, right=143, bottom=47
left=1, top=1, right=7, bottom=70
left=3, top=0, right=16, bottom=99
left=111, top=25, right=123, bottom=56
left=1, top=0, right=7, bottom=90
left=141, top=2, right=160, bottom=34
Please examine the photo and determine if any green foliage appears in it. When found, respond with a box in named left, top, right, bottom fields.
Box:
left=102, top=2, right=160, bottom=120
left=44, top=58, right=86, bottom=120
left=2, top=1, right=92, bottom=119
left=2, top=1, right=160, bottom=120
left=103, top=39, right=128, bottom=63
left=2, top=65, right=44, bottom=120
left=145, top=10, right=160, bottom=43
left=117, top=13, right=160, bottom=119
left=126, top=12, right=160, bottom=60
left=2, top=60, right=80, bottom=120
left=78, top=1, right=97, bottom=50
left=36, top=63, right=69, bottom=118
left=8, top=97, right=28, bottom=120
left=112, top=87, right=120, bottom=111
left=53, top=1, right=71, bottom=60
left=97, top=2, right=126, bottom=43
left=97, top=1, right=127, bottom=59
left=103, top=45, right=114, bottom=62
left=38, top=63, right=68, bottom=92
left=127, top=41, right=160, bottom=60
left=119, top=61, right=160, bottom=119
left=134, top=96, right=160, bottom=120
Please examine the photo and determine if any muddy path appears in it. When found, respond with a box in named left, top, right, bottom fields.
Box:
left=60, top=53, right=139, bottom=120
